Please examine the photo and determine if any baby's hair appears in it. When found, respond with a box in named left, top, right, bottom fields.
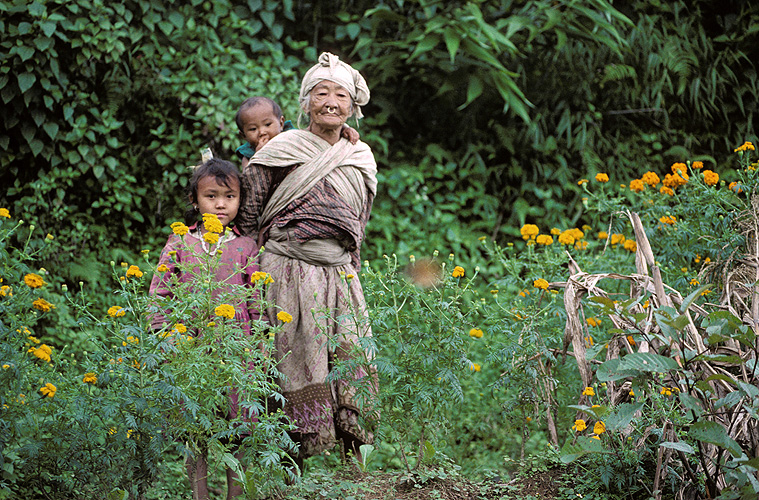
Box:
left=234, top=96, right=283, bottom=133
left=185, top=158, right=243, bottom=224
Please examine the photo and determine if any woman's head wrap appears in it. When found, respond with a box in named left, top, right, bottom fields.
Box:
left=299, top=52, right=370, bottom=120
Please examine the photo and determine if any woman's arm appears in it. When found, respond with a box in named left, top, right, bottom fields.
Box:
left=237, top=164, right=274, bottom=237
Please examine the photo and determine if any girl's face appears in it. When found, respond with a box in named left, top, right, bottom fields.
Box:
left=194, top=175, right=240, bottom=228
left=239, top=102, right=285, bottom=152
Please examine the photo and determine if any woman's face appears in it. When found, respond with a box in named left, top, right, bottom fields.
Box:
left=308, top=81, right=352, bottom=130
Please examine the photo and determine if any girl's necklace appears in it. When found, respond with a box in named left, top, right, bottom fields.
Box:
left=194, top=228, right=236, bottom=254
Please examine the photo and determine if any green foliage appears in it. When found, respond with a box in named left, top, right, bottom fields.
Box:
left=0, top=215, right=294, bottom=498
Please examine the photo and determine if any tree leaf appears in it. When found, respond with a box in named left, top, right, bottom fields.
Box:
left=689, top=421, right=742, bottom=457
left=42, top=122, right=59, bottom=139
left=659, top=441, right=695, bottom=454
left=17, top=72, right=36, bottom=92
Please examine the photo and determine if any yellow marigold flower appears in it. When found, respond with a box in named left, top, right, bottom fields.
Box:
left=659, top=215, right=676, bottom=225
left=577, top=179, right=588, bottom=186
left=470, top=363, right=481, bottom=372
left=126, top=265, right=143, bottom=278
left=582, top=386, right=595, bottom=396
left=536, top=234, right=553, bottom=245
left=170, top=222, right=189, bottom=236
left=587, top=317, right=600, bottom=327
left=82, top=372, right=97, bottom=384
left=107, top=306, right=125, bottom=317
left=624, top=240, right=637, bottom=252
left=690, top=278, right=699, bottom=286
left=451, top=266, right=465, bottom=278
left=519, top=289, right=530, bottom=297
left=573, top=419, right=587, bottom=432
left=0, top=285, right=11, bottom=297
left=641, top=171, right=660, bottom=187
left=40, top=383, right=57, bottom=398
left=469, top=328, right=484, bottom=339
left=691, top=161, right=704, bottom=169
left=157, top=264, right=169, bottom=273
left=533, top=278, right=549, bottom=290
left=172, top=323, right=187, bottom=334
left=250, top=271, right=274, bottom=284
left=109, top=427, right=117, bottom=435
left=30, top=344, right=53, bottom=363
left=702, top=169, right=719, bottom=186
left=550, top=227, right=561, bottom=236
left=629, top=179, right=645, bottom=192
left=595, top=173, right=609, bottom=183
left=203, top=232, right=220, bottom=245
left=277, top=311, right=293, bottom=323
left=202, top=213, right=224, bottom=234
left=2, top=364, right=9, bottom=369
left=610, top=233, right=625, bottom=245
left=734, top=141, right=755, bottom=152
left=597, top=231, right=608, bottom=240
left=558, top=230, right=575, bottom=245
left=574, top=240, right=588, bottom=250
left=0, top=208, right=10, bottom=218
left=520, top=224, right=540, bottom=240
left=570, top=228, right=584, bottom=240
left=24, top=273, right=46, bottom=288
left=660, top=185, right=674, bottom=196
left=32, top=298, right=54, bottom=312
left=660, top=387, right=672, bottom=396
left=28, top=334, right=40, bottom=344
left=214, top=304, right=235, bottom=319
left=593, top=421, right=606, bottom=435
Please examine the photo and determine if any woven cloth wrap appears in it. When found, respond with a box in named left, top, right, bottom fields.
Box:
left=299, top=52, right=370, bottom=120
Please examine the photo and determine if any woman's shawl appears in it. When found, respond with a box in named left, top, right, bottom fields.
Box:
left=253, top=130, right=378, bottom=229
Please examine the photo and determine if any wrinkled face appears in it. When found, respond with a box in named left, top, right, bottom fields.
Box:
left=195, top=175, right=240, bottom=228
left=239, top=102, right=285, bottom=152
left=308, top=80, right=352, bottom=130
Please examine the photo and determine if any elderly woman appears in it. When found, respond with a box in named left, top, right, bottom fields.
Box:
left=237, top=53, right=377, bottom=463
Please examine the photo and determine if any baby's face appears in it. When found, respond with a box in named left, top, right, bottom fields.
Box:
left=239, top=103, right=285, bottom=152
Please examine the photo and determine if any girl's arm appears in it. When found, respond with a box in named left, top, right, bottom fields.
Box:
left=148, top=236, right=181, bottom=331
left=341, top=124, right=360, bottom=144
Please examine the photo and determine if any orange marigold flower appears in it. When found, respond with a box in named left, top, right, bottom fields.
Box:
left=577, top=179, right=589, bottom=186
left=533, top=278, right=549, bottom=290
left=24, top=273, right=46, bottom=289
left=629, top=179, right=645, bottom=192
left=33, top=298, right=55, bottom=312
left=574, top=240, right=588, bottom=250
left=40, top=383, right=57, bottom=398
left=660, top=185, right=675, bottom=196
left=597, top=231, right=608, bottom=240
left=558, top=230, right=575, bottom=245
left=277, top=311, right=293, bottom=323
left=610, top=233, right=626, bottom=245
left=734, top=141, right=755, bottom=152
left=691, top=161, right=704, bottom=169
left=587, top=317, right=601, bottom=327
left=595, top=173, right=609, bottom=183
left=624, top=240, right=637, bottom=252
left=82, top=373, right=97, bottom=384
left=451, top=266, right=465, bottom=278
left=671, top=162, right=687, bottom=176
left=550, top=227, right=561, bottom=236
left=659, top=215, right=676, bottom=225
left=728, top=181, right=742, bottom=193
left=536, top=234, right=553, bottom=246
left=641, top=171, right=660, bottom=187
left=520, top=224, right=540, bottom=240
left=702, top=169, right=719, bottom=186
left=126, top=265, right=143, bottom=278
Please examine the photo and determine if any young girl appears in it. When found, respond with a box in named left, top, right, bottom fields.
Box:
left=149, top=157, right=261, bottom=500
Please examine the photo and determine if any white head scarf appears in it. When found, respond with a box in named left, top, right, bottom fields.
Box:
left=299, top=52, right=370, bottom=120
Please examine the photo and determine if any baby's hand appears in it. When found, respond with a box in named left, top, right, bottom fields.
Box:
left=341, top=125, right=360, bottom=144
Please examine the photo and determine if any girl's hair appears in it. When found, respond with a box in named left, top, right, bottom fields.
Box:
left=184, top=158, right=244, bottom=224
left=234, top=96, right=283, bottom=133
